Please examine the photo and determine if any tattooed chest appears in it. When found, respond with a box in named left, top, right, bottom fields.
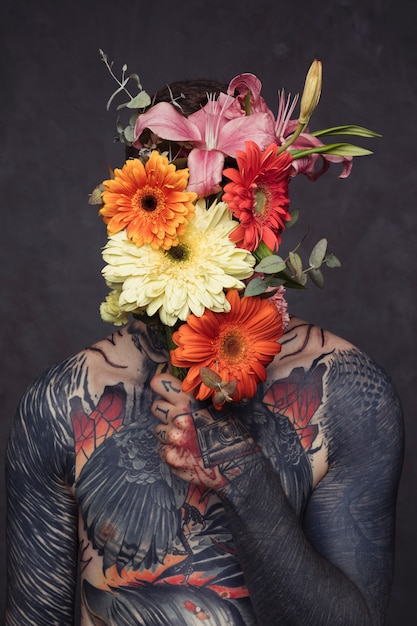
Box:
left=72, top=366, right=323, bottom=622
left=74, top=388, right=316, bottom=562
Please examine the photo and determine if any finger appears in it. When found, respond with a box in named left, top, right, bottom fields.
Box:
left=159, top=443, right=190, bottom=468
left=151, top=399, right=172, bottom=424
left=150, top=373, right=182, bottom=398
left=154, top=425, right=168, bottom=443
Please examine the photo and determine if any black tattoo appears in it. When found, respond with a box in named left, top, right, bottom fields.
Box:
left=86, top=345, right=129, bottom=368
left=161, top=377, right=181, bottom=393
left=219, top=349, right=404, bottom=625
left=154, top=404, right=169, bottom=421
left=193, top=407, right=257, bottom=468
left=5, top=326, right=403, bottom=626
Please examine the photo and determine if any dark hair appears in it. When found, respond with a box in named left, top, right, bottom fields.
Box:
left=126, top=79, right=228, bottom=159
left=152, top=79, right=228, bottom=116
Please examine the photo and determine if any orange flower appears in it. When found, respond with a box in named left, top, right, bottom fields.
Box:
left=100, top=152, right=197, bottom=250
left=171, top=289, right=284, bottom=406
left=223, top=141, right=293, bottom=252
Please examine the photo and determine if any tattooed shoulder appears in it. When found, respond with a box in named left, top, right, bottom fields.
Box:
left=9, top=321, right=169, bottom=481
left=264, top=317, right=403, bottom=489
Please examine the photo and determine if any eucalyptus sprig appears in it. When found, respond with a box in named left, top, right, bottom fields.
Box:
left=244, top=238, right=341, bottom=296
left=100, top=49, right=151, bottom=145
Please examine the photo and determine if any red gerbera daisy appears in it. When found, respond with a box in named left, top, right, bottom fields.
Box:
left=222, top=141, right=293, bottom=252
left=171, top=289, right=284, bottom=407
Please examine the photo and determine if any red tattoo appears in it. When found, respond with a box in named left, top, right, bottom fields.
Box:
left=263, top=364, right=325, bottom=451
left=70, top=384, right=126, bottom=476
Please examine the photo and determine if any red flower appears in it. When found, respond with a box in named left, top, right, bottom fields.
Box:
left=171, top=290, right=284, bottom=407
left=222, top=142, right=293, bottom=252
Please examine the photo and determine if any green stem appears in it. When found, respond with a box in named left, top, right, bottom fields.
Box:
left=277, top=121, right=306, bottom=155
left=164, top=326, right=188, bottom=381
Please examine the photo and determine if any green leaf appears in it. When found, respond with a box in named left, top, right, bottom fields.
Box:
left=267, top=276, right=286, bottom=287
left=244, top=277, right=268, bottom=297
left=276, top=270, right=308, bottom=290
left=129, top=112, right=139, bottom=126
left=128, top=73, right=142, bottom=87
left=125, top=91, right=151, bottom=109
left=289, top=251, right=303, bottom=278
left=309, top=267, right=324, bottom=288
left=311, top=125, right=381, bottom=138
left=325, top=253, right=342, bottom=268
left=255, top=255, right=286, bottom=274
left=290, top=143, right=373, bottom=159
left=309, top=238, right=327, bottom=268
left=285, top=208, right=299, bottom=228
left=123, top=125, right=135, bottom=144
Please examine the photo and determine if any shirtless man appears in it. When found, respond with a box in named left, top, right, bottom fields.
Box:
left=5, top=73, right=404, bottom=625
left=5, top=316, right=403, bottom=625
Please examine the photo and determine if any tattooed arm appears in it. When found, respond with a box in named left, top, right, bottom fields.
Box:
left=151, top=349, right=404, bottom=626
left=5, top=363, right=79, bottom=626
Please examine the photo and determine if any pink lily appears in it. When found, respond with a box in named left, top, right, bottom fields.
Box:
left=227, top=73, right=274, bottom=117
left=133, top=93, right=276, bottom=197
left=289, top=132, right=353, bottom=180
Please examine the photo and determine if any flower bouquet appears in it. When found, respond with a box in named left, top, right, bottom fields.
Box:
left=90, top=52, right=378, bottom=408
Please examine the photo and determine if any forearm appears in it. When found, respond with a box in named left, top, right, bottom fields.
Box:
left=150, top=371, right=396, bottom=626
left=219, top=457, right=373, bottom=626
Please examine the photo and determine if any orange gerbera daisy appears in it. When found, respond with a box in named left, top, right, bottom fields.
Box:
left=222, top=141, right=293, bottom=252
left=171, top=289, right=284, bottom=407
left=100, top=151, right=197, bottom=250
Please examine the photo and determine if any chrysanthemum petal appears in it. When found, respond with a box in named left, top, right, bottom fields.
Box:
left=101, top=201, right=255, bottom=326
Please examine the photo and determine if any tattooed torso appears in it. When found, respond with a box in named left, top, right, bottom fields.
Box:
left=5, top=318, right=403, bottom=626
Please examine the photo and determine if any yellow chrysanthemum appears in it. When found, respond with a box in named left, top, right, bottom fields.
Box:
left=100, top=290, right=129, bottom=326
left=99, top=152, right=197, bottom=250
left=101, top=200, right=256, bottom=326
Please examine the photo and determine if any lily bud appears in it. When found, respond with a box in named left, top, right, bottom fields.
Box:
left=298, top=59, right=322, bottom=126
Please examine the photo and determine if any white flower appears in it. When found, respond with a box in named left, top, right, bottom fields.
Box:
left=102, top=199, right=255, bottom=326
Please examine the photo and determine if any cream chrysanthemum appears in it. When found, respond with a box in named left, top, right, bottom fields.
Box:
left=100, top=289, right=130, bottom=326
left=101, top=199, right=255, bottom=326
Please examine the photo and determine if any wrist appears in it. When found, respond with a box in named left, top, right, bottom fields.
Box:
left=216, top=449, right=268, bottom=502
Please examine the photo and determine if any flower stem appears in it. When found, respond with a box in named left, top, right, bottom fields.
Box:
left=164, top=326, right=188, bottom=381
left=277, top=121, right=306, bottom=155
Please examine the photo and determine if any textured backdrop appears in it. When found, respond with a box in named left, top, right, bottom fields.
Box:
left=1, top=0, right=416, bottom=623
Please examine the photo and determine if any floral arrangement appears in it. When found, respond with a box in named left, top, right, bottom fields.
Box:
left=90, top=51, right=378, bottom=408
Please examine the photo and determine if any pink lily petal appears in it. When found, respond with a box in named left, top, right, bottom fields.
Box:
left=227, top=73, right=271, bottom=115
left=186, top=148, right=225, bottom=196
left=213, top=113, right=276, bottom=156
left=291, top=132, right=353, bottom=180
left=291, top=155, right=330, bottom=181
left=187, top=97, right=232, bottom=149
left=133, top=102, right=202, bottom=146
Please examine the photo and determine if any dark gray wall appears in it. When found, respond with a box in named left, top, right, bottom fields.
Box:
left=1, top=0, right=416, bottom=623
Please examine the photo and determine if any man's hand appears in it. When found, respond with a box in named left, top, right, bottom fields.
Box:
left=151, top=373, right=259, bottom=491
